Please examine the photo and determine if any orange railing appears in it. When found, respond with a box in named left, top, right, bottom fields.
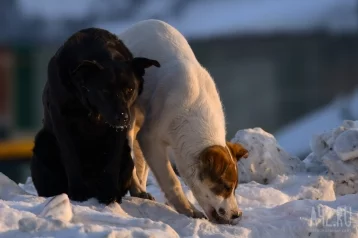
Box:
left=0, top=139, right=34, bottom=160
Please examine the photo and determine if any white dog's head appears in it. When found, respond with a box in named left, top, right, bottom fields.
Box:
left=188, top=142, right=248, bottom=224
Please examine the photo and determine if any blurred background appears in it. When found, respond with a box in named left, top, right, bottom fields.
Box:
left=0, top=0, right=358, bottom=183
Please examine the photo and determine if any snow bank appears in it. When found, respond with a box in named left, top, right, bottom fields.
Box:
left=304, top=120, right=358, bottom=196
left=1, top=124, right=358, bottom=237
left=1, top=168, right=357, bottom=238
left=232, top=127, right=305, bottom=184
left=0, top=173, right=178, bottom=238
left=232, top=123, right=358, bottom=198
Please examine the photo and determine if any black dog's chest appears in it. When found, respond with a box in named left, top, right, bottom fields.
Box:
left=60, top=102, right=127, bottom=170
left=74, top=116, right=109, bottom=136
left=79, top=132, right=125, bottom=180
left=68, top=117, right=119, bottom=150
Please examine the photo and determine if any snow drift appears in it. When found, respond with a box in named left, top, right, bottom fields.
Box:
left=304, top=120, right=358, bottom=197
left=1, top=122, right=358, bottom=237
left=232, top=127, right=305, bottom=184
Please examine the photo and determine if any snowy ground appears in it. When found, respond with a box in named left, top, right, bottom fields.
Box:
left=1, top=122, right=358, bottom=237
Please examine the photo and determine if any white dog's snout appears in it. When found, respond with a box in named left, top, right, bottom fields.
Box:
left=216, top=206, right=242, bottom=220
left=231, top=210, right=242, bottom=220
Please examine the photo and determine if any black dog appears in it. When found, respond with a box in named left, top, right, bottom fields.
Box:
left=31, top=27, right=160, bottom=204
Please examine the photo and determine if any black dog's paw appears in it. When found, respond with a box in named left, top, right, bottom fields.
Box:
left=134, top=192, right=155, bottom=201
left=97, top=194, right=117, bottom=205
left=96, top=185, right=120, bottom=205
left=67, top=183, right=90, bottom=202
left=95, top=176, right=119, bottom=205
left=68, top=191, right=89, bottom=202
left=68, top=179, right=91, bottom=202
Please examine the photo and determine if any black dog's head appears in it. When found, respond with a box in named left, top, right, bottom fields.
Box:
left=57, top=28, right=160, bottom=129
left=70, top=56, right=159, bottom=129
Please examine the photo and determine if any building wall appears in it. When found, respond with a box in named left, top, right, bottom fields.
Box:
left=0, top=48, right=14, bottom=139
left=190, top=34, right=358, bottom=139
left=2, top=34, right=358, bottom=141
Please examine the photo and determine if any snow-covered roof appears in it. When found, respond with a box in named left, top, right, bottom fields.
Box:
left=12, top=0, right=358, bottom=44
left=98, top=0, right=358, bottom=39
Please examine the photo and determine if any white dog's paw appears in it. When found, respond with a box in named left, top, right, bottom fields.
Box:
left=133, top=191, right=155, bottom=201
left=192, top=210, right=207, bottom=219
left=181, top=206, right=207, bottom=219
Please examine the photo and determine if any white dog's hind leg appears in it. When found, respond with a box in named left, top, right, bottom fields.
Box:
left=138, top=130, right=206, bottom=219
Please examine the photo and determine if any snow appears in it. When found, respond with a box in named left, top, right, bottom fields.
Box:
left=232, top=128, right=305, bottom=184
left=304, top=120, right=358, bottom=197
left=1, top=123, right=358, bottom=237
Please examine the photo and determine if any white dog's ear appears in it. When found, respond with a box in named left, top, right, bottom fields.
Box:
left=226, top=142, right=248, bottom=161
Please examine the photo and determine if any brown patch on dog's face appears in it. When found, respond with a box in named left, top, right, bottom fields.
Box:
left=191, top=142, right=249, bottom=224
left=198, top=145, right=236, bottom=198
left=198, top=142, right=249, bottom=198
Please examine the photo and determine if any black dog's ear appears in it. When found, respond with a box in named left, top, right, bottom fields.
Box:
left=71, top=60, right=104, bottom=75
left=132, top=57, right=160, bottom=77
left=132, top=57, right=160, bottom=68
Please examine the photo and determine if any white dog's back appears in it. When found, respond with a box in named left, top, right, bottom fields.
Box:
left=119, top=19, right=226, bottom=145
left=119, top=19, right=197, bottom=67
left=119, top=19, right=199, bottom=113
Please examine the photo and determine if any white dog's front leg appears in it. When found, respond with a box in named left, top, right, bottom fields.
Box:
left=127, top=122, right=154, bottom=200
left=129, top=167, right=154, bottom=200
left=132, top=139, right=150, bottom=187
left=138, top=132, right=206, bottom=219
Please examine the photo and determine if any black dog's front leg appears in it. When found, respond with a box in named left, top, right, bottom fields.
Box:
left=95, top=171, right=119, bottom=205
left=116, top=139, right=135, bottom=202
left=95, top=136, right=136, bottom=205
left=95, top=136, right=124, bottom=205
left=50, top=108, right=89, bottom=202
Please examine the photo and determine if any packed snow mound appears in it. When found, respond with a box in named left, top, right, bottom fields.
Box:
left=309, top=120, right=358, bottom=162
left=232, top=127, right=305, bottom=184
left=2, top=168, right=356, bottom=238
left=304, top=120, right=358, bottom=196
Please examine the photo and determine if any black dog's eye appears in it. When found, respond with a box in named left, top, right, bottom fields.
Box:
left=125, top=88, right=133, bottom=95
left=82, top=86, right=90, bottom=92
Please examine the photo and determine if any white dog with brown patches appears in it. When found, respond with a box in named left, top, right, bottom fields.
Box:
left=119, top=19, right=248, bottom=224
